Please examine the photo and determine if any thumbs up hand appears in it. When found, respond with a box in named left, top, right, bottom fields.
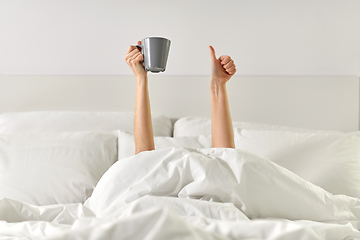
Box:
left=125, top=41, right=147, bottom=80
left=209, top=45, right=236, bottom=84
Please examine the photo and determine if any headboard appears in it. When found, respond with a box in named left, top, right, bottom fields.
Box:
left=0, top=75, right=358, bottom=132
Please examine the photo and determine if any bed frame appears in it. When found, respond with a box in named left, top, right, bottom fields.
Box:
left=0, top=75, right=358, bottom=132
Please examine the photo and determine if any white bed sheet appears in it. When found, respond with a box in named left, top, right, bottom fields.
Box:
left=1, top=147, right=360, bottom=240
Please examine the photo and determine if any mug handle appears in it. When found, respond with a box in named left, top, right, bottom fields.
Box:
left=136, top=45, right=142, bottom=51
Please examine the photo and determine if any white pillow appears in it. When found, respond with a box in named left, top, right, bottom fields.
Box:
left=117, top=130, right=211, bottom=160
left=0, top=111, right=172, bottom=136
left=173, top=117, right=336, bottom=137
left=234, top=128, right=360, bottom=198
left=0, top=132, right=117, bottom=205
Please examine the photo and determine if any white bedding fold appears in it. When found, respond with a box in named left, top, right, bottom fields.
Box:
left=105, top=195, right=250, bottom=222
left=86, top=147, right=360, bottom=221
left=0, top=198, right=95, bottom=224
left=2, top=204, right=359, bottom=240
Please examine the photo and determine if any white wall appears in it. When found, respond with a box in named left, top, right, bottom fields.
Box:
left=1, top=0, right=359, bottom=76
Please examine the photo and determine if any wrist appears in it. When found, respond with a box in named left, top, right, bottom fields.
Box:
left=134, top=68, right=147, bottom=82
left=136, top=75, right=148, bottom=84
left=210, top=78, right=226, bottom=90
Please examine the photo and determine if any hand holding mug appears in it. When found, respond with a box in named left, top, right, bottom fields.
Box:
left=125, top=41, right=147, bottom=79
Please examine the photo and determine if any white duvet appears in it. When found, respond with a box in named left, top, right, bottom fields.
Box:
left=1, top=147, right=360, bottom=240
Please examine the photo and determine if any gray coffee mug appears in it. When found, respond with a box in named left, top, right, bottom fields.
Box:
left=136, top=37, right=171, bottom=73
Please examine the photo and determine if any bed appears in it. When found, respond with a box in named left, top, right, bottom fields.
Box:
left=0, top=76, right=359, bottom=239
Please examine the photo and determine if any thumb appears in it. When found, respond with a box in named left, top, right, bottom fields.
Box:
left=209, top=45, right=217, bottom=61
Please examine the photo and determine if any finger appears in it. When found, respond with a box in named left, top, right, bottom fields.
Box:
left=126, top=52, right=140, bottom=65
left=125, top=48, right=139, bottom=60
left=227, top=66, right=237, bottom=75
left=228, top=69, right=236, bottom=75
left=127, top=52, right=142, bottom=64
left=209, top=45, right=217, bottom=61
left=134, top=52, right=143, bottom=62
left=220, top=55, right=232, bottom=66
left=223, top=60, right=234, bottom=69
left=226, top=65, right=236, bottom=73
left=125, top=47, right=141, bottom=61
left=129, top=53, right=144, bottom=68
left=125, top=45, right=138, bottom=55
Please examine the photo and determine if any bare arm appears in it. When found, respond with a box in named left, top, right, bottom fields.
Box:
left=209, top=46, right=236, bottom=148
left=125, top=42, right=155, bottom=154
left=134, top=76, right=155, bottom=154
